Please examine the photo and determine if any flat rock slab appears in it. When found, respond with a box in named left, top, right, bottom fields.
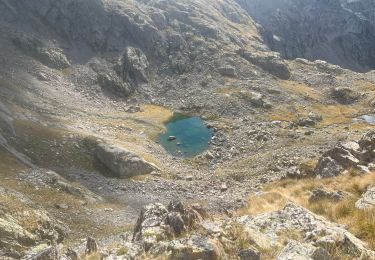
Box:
left=95, top=142, right=158, bottom=178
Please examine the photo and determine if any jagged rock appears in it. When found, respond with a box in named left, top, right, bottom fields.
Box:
left=236, top=0, right=375, bottom=72
left=238, top=246, right=260, bottom=260
left=85, top=237, right=98, bottom=254
left=238, top=203, right=375, bottom=258
left=331, top=87, right=361, bottom=104
left=218, top=66, right=237, bottom=77
left=12, top=33, right=70, bottom=69
left=118, top=47, right=149, bottom=87
left=95, top=142, right=158, bottom=178
left=324, top=145, right=360, bottom=168
left=238, top=49, right=291, bottom=79
left=314, top=60, right=344, bottom=75
left=314, top=157, right=343, bottom=178
left=277, top=240, right=330, bottom=260
left=65, top=248, right=78, bottom=260
left=166, top=212, right=185, bottom=236
left=358, top=130, right=375, bottom=163
left=308, top=188, right=347, bottom=203
left=30, top=246, right=59, bottom=260
left=0, top=217, right=36, bottom=250
left=97, top=72, right=132, bottom=97
left=132, top=201, right=204, bottom=250
left=0, top=207, right=67, bottom=258
left=298, top=118, right=316, bottom=127
left=314, top=131, right=375, bottom=178
left=355, top=186, right=375, bottom=209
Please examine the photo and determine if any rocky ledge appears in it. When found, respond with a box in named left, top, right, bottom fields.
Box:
left=23, top=200, right=375, bottom=259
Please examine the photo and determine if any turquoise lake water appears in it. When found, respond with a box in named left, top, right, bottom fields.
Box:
left=158, top=114, right=213, bottom=158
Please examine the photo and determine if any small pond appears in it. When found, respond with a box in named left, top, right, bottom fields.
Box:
left=158, top=114, right=213, bottom=158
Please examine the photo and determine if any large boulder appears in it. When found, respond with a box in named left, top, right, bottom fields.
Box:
left=132, top=201, right=204, bottom=250
left=118, top=47, right=149, bottom=87
left=358, top=130, right=375, bottom=163
left=238, top=49, right=291, bottom=79
left=355, top=186, right=375, bottom=209
left=331, top=87, right=361, bottom=104
left=95, top=143, right=158, bottom=178
left=12, top=33, right=70, bottom=69
left=314, top=156, right=343, bottom=178
left=314, top=131, right=375, bottom=178
left=322, top=145, right=360, bottom=168
left=218, top=66, right=237, bottom=77
left=97, top=72, right=132, bottom=97
left=238, top=203, right=375, bottom=258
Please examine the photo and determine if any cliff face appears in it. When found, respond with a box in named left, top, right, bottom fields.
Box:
left=236, top=0, right=375, bottom=72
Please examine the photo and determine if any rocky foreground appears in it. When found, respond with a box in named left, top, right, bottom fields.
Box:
left=25, top=199, right=375, bottom=259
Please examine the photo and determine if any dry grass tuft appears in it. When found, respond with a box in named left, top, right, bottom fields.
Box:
left=240, top=172, right=375, bottom=249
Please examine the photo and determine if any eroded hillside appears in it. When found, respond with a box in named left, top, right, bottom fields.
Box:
left=0, top=0, right=375, bottom=259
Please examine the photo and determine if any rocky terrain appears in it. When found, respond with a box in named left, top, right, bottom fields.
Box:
left=0, top=0, right=375, bottom=259
left=236, top=0, right=375, bottom=72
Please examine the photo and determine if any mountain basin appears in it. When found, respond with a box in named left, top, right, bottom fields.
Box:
left=158, top=114, right=213, bottom=158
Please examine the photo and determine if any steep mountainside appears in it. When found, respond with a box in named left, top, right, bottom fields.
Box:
left=236, top=0, right=375, bottom=72
left=1, top=0, right=375, bottom=259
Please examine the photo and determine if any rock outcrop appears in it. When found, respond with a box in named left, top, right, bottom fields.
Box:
left=308, top=188, right=347, bottom=203
left=95, top=142, right=158, bottom=178
left=12, top=33, right=70, bottom=69
left=117, top=47, right=150, bottom=88
left=236, top=0, right=375, bottom=72
left=315, top=131, right=375, bottom=178
left=355, top=186, right=375, bottom=209
left=238, top=203, right=375, bottom=258
left=277, top=240, right=330, bottom=260
left=238, top=49, right=291, bottom=79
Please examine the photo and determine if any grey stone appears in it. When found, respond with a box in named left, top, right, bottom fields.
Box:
left=97, top=72, right=132, bottom=97
left=277, top=240, right=330, bottom=260
left=355, top=186, right=375, bottom=209
left=218, top=66, right=237, bottom=77
left=169, top=234, right=222, bottom=260
left=238, top=246, right=260, bottom=260
left=12, top=34, right=70, bottom=69
left=238, top=49, right=291, bottom=79
left=308, top=188, right=347, bottom=203
left=95, top=142, right=158, bottom=178
left=118, top=47, right=149, bottom=87
left=314, top=157, right=343, bottom=178
left=331, top=87, right=361, bottom=104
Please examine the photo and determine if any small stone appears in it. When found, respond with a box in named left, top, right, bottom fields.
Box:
left=55, top=203, right=69, bottom=210
left=168, top=136, right=177, bottom=141
left=220, top=183, right=228, bottom=192
left=205, top=151, right=214, bottom=160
